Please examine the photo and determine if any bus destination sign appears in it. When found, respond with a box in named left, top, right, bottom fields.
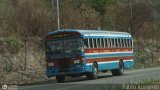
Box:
left=46, top=32, right=80, bottom=39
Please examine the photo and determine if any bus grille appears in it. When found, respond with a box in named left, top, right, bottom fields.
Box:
left=58, top=58, right=70, bottom=71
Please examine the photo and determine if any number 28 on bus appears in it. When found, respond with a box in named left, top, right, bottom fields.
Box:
left=45, top=29, right=134, bottom=83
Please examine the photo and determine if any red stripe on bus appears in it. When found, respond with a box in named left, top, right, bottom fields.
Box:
left=86, top=56, right=134, bottom=63
left=84, top=48, right=133, bottom=53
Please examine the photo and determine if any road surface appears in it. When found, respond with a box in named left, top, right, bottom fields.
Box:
left=19, top=67, right=160, bottom=90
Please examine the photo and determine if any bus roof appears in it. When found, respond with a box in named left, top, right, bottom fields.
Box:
left=47, top=29, right=132, bottom=38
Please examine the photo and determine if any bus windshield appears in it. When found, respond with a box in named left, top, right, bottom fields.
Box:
left=46, top=38, right=82, bottom=54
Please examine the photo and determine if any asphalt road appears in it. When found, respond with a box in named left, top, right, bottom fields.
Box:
left=18, top=67, right=160, bottom=90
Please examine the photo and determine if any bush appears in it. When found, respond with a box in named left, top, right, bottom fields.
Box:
left=3, top=37, right=23, bottom=54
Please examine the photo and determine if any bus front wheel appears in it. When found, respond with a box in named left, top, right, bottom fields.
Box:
left=86, top=62, right=98, bottom=80
left=111, top=61, right=124, bottom=76
left=56, top=75, right=65, bottom=83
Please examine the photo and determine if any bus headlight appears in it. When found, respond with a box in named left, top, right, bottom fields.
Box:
left=74, top=60, right=80, bottom=64
left=48, top=62, right=54, bottom=66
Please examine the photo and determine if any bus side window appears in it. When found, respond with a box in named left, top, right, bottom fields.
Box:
left=115, top=39, right=118, bottom=47
left=108, top=38, right=111, bottom=48
left=124, top=39, right=127, bottom=47
left=100, top=38, right=102, bottom=48
left=92, top=38, right=94, bottom=48
left=103, top=38, right=105, bottom=48
left=118, top=39, right=121, bottom=48
left=126, top=39, right=129, bottom=47
left=130, top=39, right=133, bottom=48
left=84, top=39, right=88, bottom=48
left=93, top=38, right=97, bottom=48
left=89, top=38, right=93, bottom=48
left=127, top=39, right=130, bottom=48
left=125, top=39, right=128, bottom=47
left=101, top=38, right=104, bottom=48
left=112, top=39, right=115, bottom=48
left=104, top=39, right=106, bottom=48
left=120, top=39, right=123, bottom=47
left=97, top=38, right=100, bottom=48
left=88, top=38, right=90, bottom=48
left=122, top=39, right=124, bottom=47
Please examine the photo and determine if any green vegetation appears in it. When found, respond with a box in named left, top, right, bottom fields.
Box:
left=0, top=37, right=22, bottom=54
left=1, top=0, right=160, bottom=39
left=88, top=0, right=114, bottom=14
left=44, top=0, right=52, bottom=10
left=0, top=37, right=23, bottom=72
left=3, top=37, right=23, bottom=54
left=0, top=0, right=160, bottom=84
left=0, top=0, right=4, bottom=4
left=141, top=80, right=160, bottom=84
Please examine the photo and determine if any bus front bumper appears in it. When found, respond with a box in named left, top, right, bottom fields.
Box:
left=46, top=66, right=85, bottom=77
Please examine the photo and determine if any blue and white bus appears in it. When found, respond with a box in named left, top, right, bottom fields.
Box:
left=45, top=29, right=134, bottom=83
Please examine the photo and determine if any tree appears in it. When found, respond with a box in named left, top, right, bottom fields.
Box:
left=87, top=0, right=115, bottom=29
left=88, top=0, right=114, bottom=14
left=59, top=0, right=100, bottom=29
left=0, top=0, right=53, bottom=70
left=113, top=2, right=151, bottom=37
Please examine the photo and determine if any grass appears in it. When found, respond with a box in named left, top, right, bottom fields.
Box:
left=2, top=36, right=23, bottom=54
left=0, top=0, right=4, bottom=4
left=142, top=80, right=160, bottom=84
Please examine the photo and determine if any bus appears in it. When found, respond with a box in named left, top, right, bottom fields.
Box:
left=45, top=29, right=134, bottom=83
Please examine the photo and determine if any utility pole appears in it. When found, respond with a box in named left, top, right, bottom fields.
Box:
left=51, top=0, right=55, bottom=21
left=51, top=0, right=60, bottom=30
left=129, top=0, right=133, bottom=35
left=57, top=0, right=60, bottom=30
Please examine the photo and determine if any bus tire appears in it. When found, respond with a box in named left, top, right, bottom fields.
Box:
left=111, top=61, right=124, bottom=76
left=56, top=75, right=65, bottom=83
left=86, top=62, right=98, bottom=80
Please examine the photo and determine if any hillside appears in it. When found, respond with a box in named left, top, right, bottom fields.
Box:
left=0, top=37, right=48, bottom=84
left=0, top=0, right=160, bottom=84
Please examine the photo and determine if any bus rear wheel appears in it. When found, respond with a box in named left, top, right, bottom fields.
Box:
left=111, top=61, right=124, bottom=76
left=56, top=75, right=65, bottom=83
left=86, top=62, right=98, bottom=80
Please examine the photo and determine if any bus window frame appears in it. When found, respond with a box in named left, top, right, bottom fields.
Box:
left=103, top=38, right=106, bottom=48
left=120, top=39, right=123, bottom=48
left=100, top=38, right=102, bottom=48
left=88, top=38, right=90, bottom=48
left=112, top=38, right=115, bottom=48
left=89, top=38, right=93, bottom=48
left=125, top=39, right=128, bottom=48
left=118, top=39, right=121, bottom=48
left=92, top=38, right=95, bottom=48
left=128, top=39, right=131, bottom=48
left=109, top=38, right=112, bottom=48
